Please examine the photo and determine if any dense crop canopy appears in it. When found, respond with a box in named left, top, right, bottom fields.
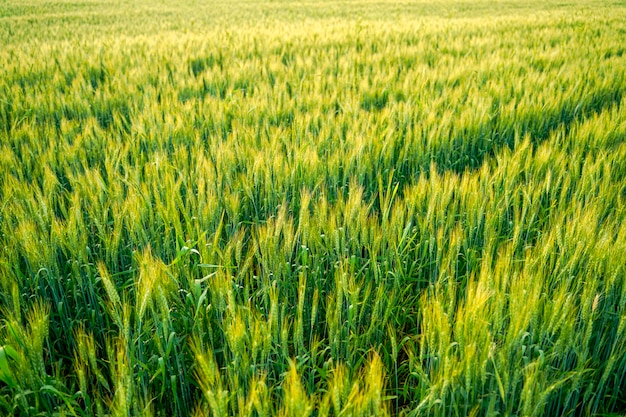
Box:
left=1, top=0, right=625, bottom=416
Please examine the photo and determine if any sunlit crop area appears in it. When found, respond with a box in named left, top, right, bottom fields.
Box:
left=1, top=0, right=626, bottom=415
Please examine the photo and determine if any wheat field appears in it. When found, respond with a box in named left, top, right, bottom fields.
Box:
left=1, top=0, right=625, bottom=416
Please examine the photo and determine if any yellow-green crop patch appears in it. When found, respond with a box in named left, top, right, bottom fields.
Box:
left=1, top=0, right=625, bottom=416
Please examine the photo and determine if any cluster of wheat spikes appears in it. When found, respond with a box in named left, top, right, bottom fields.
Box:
left=1, top=0, right=625, bottom=415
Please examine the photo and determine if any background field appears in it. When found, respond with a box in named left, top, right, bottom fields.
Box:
left=1, top=0, right=626, bottom=416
